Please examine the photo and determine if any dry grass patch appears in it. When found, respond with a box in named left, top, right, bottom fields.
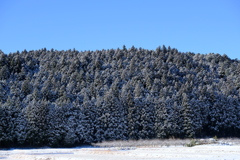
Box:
left=92, top=138, right=240, bottom=148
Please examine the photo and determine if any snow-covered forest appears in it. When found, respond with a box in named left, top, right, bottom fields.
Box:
left=0, top=45, right=240, bottom=148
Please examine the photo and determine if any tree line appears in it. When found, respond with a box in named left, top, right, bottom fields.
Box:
left=0, top=45, right=240, bottom=147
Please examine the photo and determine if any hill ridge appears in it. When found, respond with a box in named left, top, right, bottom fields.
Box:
left=0, top=46, right=239, bottom=147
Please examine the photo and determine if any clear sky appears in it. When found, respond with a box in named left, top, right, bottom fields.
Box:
left=1, top=0, right=240, bottom=59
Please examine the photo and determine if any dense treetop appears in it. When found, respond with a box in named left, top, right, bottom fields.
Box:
left=0, top=46, right=239, bottom=147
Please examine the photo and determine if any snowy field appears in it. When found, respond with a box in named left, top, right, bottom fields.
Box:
left=1, top=144, right=240, bottom=160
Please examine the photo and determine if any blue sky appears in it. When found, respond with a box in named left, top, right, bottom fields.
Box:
left=1, top=0, right=240, bottom=59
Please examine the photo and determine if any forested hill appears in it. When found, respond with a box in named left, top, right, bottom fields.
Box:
left=0, top=45, right=240, bottom=148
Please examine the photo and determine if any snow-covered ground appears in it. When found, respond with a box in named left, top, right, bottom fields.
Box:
left=1, top=144, right=240, bottom=160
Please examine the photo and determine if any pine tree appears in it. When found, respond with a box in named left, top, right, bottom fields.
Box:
left=182, top=93, right=195, bottom=138
left=25, top=100, right=48, bottom=146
